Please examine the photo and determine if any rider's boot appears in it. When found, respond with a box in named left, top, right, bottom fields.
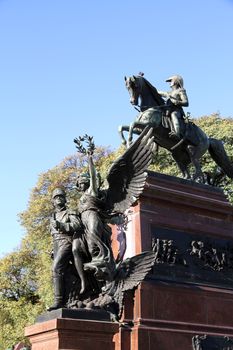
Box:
left=170, top=115, right=181, bottom=140
left=47, top=275, right=65, bottom=311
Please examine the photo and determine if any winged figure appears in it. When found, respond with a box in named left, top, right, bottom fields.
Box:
left=66, top=128, right=155, bottom=318
left=87, top=251, right=156, bottom=321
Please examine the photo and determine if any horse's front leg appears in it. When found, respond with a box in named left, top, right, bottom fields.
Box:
left=118, top=125, right=130, bottom=146
left=187, top=145, right=204, bottom=183
left=127, top=121, right=145, bottom=147
left=128, top=122, right=138, bottom=147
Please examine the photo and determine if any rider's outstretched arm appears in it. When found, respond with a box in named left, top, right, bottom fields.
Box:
left=158, top=90, right=169, bottom=98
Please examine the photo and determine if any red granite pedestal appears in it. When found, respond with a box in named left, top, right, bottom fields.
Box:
left=25, top=172, right=233, bottom=350
left=118, top=171, right=233, bottom=350
left=25, top=317, right=119, bottom=350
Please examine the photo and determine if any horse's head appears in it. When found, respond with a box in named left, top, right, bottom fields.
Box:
left=125, top=75, right=165, bottom=112
left=124, top=75, right=141, bottom=107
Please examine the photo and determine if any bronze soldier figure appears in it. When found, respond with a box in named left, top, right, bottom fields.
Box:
left=48, top=188, right=82, bottom=310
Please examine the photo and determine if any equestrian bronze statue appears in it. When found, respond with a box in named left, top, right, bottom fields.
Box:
left=119, top=74, right=233, bottom=183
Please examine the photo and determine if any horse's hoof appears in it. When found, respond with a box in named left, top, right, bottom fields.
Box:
left=182, top=173, right=191, bottom=180
left=192, top=175, right=205, bottom=183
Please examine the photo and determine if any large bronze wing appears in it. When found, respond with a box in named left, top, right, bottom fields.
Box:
left=111, top=251, right=156, bottom=319
left=105, top=127, right=154, bottom=213
left=115, top=251, right=156, bottom=292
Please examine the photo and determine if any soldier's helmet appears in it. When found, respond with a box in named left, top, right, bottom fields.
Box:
left=166, top=75, right=184, bottom=88
left=76, top=172, right=90, bottom=188
left=52, top=187, right=66, bottom=199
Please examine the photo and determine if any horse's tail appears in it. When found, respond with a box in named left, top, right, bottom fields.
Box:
left=208, top=138, right=233, bottom=178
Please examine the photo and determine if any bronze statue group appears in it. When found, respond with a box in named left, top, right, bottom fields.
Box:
left=47, top=74, right=233, bottom=321
left=48, top=130, right=155, bottom=320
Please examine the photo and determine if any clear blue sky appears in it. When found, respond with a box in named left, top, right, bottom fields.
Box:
left=1, top=0, right=233, bottom=256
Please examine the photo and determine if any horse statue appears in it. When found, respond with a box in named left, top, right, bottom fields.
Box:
left=118, top=74, right=233, bottom=182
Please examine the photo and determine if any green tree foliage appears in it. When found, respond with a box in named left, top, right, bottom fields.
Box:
left=0, top=146, right=114, bottom=348
left=0, top=246, right=44, bottom=347
left=0, top=115, right=232, bottom=347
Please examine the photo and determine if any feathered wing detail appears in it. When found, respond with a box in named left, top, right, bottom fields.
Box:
left=112, top=251, right=156, bottom=318
left=106, top=127, right=154, bottom=213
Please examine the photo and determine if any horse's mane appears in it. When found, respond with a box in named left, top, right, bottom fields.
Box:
left=139, top=76, right=165, bottom=106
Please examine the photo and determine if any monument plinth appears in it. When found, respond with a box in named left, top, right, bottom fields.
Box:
left=25, top=317, right=119, bottom=350
left=26, top=171, right=233, bottom=349
left=120, top=171, right=233, bottom=350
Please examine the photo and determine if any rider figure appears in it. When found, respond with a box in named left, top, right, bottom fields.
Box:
left=158, top=75, right=189, bottom=139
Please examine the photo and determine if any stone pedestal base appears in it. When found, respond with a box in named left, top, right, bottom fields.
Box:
left=25, top=317, right=119, bottom=350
